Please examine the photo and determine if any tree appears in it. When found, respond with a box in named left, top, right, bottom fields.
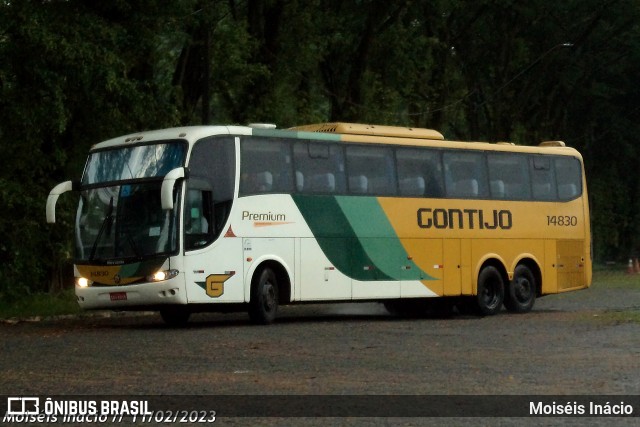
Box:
left=1, top=0, right=639, bottom=301
left=0, top=0, right=190, bottom=298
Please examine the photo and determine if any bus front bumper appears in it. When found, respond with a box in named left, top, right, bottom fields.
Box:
left=75, top=276, right=187, bottom=310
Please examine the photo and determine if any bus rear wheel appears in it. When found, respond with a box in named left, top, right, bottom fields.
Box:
left=475, top=266, right=504, bottom=316
left=249, top=267, right=279, bottom=325
left=504, top=264, right=536, bottom=313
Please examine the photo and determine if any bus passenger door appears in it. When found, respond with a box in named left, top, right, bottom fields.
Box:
left=184, top=238, right=244, bottom=303
left=183, top=184, right=245, bottom=303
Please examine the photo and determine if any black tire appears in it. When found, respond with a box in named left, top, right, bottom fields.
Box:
left=160, top=306, right=191, bottom=327
left=475, top=266, right=505, bottom=316
left=249, top=267, right=279, bottom=324
left=504, top=264, right=537, bottom=313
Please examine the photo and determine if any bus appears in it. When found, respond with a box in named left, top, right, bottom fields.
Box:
left=46, top=122, right=591, bottom=325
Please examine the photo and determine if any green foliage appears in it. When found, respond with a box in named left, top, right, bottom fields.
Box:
left=1, top=0, right=639, bottom=299
left=591, top=310, right=640, bottom=325
left=0, top=289, right=81, bottom=320
left=0, top=0, right=191, bottom=299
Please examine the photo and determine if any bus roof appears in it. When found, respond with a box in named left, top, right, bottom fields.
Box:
left=91, top=125, right=252, bottom=150
left=288, top=122, right=578, bottom=157
left=90, top=123, right=579, bottom=159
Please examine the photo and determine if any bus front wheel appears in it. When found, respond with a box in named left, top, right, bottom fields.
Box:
left=475, top=266, right=505, bottom=316
left=249, top=267, right=279, bottom=325
left=504, top=264, right=536, bottom=313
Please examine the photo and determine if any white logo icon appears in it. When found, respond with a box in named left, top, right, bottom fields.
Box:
left=7, top=397, right=39, bottom=415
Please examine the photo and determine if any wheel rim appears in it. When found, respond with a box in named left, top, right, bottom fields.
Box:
left=262, top=281, right=277, bottom=312
left=481, top=278, right=501, bottom=310
left=514, top=277, right=532, bottom=303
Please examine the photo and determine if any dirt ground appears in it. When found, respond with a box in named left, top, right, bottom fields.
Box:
left=0, top=275, right=638, bottom=426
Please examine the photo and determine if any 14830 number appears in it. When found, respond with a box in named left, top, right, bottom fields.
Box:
left=547, top=215, right=578, bottom=226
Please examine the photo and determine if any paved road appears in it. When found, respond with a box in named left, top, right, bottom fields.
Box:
left=1, top=283, right=638, bottom=425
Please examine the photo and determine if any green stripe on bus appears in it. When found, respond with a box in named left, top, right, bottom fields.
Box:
left=252, top=129, right=341, bottom=141
left=292, top=195, right=392, bottom=281
left=335, top=197, right=433, bottom=281
left=292, top=195, right=432, bottom=281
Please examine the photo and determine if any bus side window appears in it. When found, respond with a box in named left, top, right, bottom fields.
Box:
left=531, top=155, right=557, bottom=200
left=293, top=141, right=344, bottom=194
left=346, top=145, right=396, bottom=196
left=399, top=176, right=425, bottom=197
left=240, top=137, right=293, bottom=195
left=184, top=186, right=213, bottom=249
left=186, top=190, right=209, bottom=233
left=555, top=157, right=582, bottom=200
left=396, top=147, right=443, bottom=198
left=255, top=171, right=274, bottom=192
left=443, top=151, right=488, bottom=199
left=187, top=136, right=235, bottom=248
left=184, top=178, right=232, bottom=250
left=487, top=153, right=531, bottom=200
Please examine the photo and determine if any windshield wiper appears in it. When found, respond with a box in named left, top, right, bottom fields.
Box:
left=89, top=196, right=114, bottom=261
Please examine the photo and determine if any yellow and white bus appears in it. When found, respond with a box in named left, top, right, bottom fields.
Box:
left=47, top=122, right=591, bottom=325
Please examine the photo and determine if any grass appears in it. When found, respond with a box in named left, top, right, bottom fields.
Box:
left=0, top=289, right=81, bottom=320
left=590, top=310, right=640, bottom=324
left=592, top=264, right=640, bottom=289
left=0, top=265, right=637, bottom=321
left=588, top=266, right=640, bottom=324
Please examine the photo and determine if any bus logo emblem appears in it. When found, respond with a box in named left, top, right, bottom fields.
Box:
left=195, top=273, right=235, bottom=298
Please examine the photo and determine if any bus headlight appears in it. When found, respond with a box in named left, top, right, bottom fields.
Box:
left=147, top=269, right=179, bottom=282
left=76, top=277, right=93, bottom=288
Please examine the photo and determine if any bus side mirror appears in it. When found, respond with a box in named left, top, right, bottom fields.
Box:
left=46, top=180, right=79, bottom=224
left=161, top=167, right=187, bottom=210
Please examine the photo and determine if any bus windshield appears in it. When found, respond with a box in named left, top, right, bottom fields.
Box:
left=75, top=182, right=179, bottom=262
left=75, top=142, right=185, bottom=262
left=82, top=141, right=186, bottom=185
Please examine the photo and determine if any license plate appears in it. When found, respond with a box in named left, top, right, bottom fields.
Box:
left=110, top=292, right=127, bottom=301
